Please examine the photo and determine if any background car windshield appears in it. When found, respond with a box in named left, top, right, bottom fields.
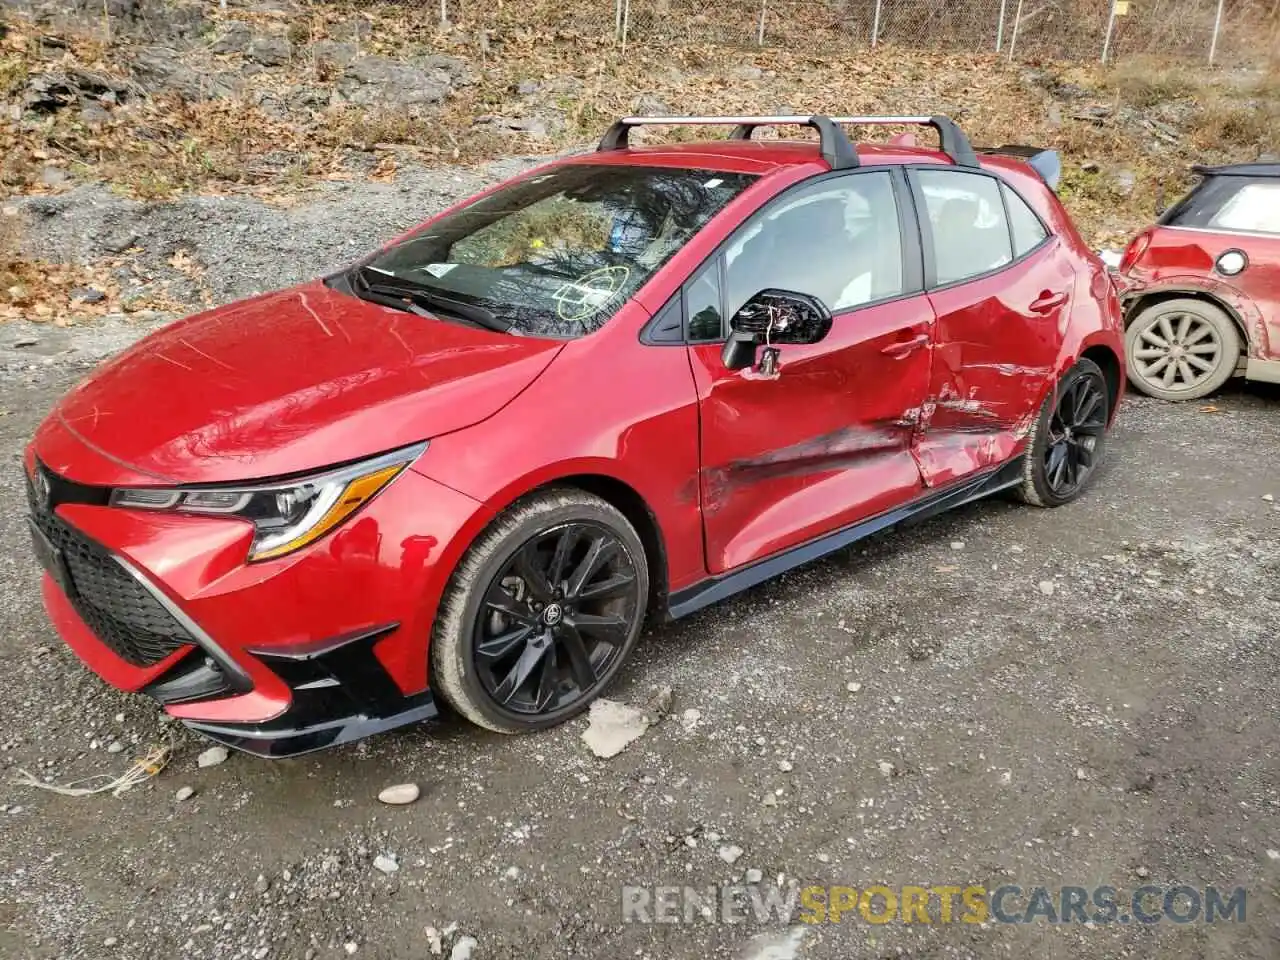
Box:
left=365, top=165, right=756, bottom=337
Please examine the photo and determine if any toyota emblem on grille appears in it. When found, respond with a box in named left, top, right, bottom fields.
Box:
left=31, top=467, right=51, bottom=510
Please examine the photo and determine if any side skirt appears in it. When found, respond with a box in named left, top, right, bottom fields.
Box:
left=667, top=458, right=1023, bottom=620
left=1245, top=357, right=1280, bottom=385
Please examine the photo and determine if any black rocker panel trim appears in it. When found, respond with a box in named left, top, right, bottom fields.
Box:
left=667, top=458, right=1023, bottom=620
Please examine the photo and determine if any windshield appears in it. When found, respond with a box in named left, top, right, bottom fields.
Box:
left=358, top=164, right=757, bottom=338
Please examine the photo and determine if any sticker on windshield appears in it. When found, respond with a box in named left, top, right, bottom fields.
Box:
left=424, top=263, right=458, bottom=278
left=704, top=178, right=724, bottom=189
left=553, top=266, right=631, bottom=322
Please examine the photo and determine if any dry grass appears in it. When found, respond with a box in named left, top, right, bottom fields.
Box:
left=1103, top=57, right=1197, bottom=107
left=1190, top=101, right=1280, bottom=148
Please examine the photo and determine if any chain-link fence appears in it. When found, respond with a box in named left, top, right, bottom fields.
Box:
left=411, top=0, right=1278, bottom=65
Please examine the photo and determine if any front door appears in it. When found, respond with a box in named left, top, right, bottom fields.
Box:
left=688, top=170, right=933, bottom=575
left=909, top=168, right=1072, bottom=486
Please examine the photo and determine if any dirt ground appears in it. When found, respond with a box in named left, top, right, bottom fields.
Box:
left=0, top=341, right=1278, bottom=959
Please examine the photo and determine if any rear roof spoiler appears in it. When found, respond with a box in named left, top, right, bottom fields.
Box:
left=976, top=144, right=1062, bottom=190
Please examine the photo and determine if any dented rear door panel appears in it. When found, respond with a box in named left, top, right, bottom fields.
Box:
left=914, top=242, right=1072, bottom=486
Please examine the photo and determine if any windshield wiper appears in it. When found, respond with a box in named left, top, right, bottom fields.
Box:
left=353, top=266, right=509, bottom=333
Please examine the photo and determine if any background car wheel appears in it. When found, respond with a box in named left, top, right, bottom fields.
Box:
left=431, top=489, right=649, bottom=734
left=1016, top=358, right=1110, bottom=508
left=1124, top=298, right=1240, bottom=401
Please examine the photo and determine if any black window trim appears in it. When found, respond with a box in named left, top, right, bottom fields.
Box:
left=642, top=165, right=926, bottom=346
left=905, top=165, right=1055, bottom=294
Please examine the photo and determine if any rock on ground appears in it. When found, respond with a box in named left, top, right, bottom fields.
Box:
left=580, top=699, right=653, bottom=759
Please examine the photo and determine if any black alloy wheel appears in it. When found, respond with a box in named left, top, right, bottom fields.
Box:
left=1043, top=372, right=1107, bottom=499
left=1016, top=357, right=1111, bottom=508
left=472, top=521, right=641, bottom=716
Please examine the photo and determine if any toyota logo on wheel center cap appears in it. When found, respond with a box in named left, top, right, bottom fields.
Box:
left=542, top=603, right=563, bottom=626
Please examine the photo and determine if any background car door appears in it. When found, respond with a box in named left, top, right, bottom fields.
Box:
left=687, top=171, right=934, bottom=575
left=910, top=169, right=1073, bottom=487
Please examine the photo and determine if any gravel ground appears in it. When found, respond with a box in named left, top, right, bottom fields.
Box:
left=9, top=156, right=555, bottom=308
left=1, top=176, right=1279, bottom=960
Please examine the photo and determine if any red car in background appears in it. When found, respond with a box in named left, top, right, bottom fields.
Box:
left=25, top=115, right=1124, bottom=756
left=1118, top=162, right=1280, bottom=400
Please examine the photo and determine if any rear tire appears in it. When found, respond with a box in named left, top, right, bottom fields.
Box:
left=1016, top=358, right=1110, bottom=508
left=430, top=489, right=649, bottom=734
left=1124, top=298, right=1240, bottom=401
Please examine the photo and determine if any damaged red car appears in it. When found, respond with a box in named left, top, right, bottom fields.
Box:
left=1118, top=162, right=1280, bottom=400
left=25, top=115, right=1124, bottom=757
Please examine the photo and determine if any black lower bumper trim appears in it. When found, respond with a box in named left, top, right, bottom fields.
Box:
left=183, top=694, right=438, bottom=758
left=143, top=648, right=235, bottom=705
left=155, top=623, right=439, bottom=758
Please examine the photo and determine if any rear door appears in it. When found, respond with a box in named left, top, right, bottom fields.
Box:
left=687, top=170, right=935, bottom=574
left=909, top=168, right=1072, bottom=486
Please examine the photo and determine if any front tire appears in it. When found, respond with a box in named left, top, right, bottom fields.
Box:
left=430, top=489, right=649, bottom=734
left=1016, top=358, right=1110, bottom=507
left=1124, top=298, right=1240, bottom=401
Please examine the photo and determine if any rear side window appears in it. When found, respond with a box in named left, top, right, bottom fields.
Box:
left=1002, top=183, right=1049, bottom=255
left=1164, top=176, right=1280, bottom=235
left=916, top=170, right=1013, bottom=286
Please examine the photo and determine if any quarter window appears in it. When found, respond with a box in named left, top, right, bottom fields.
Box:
left=1002, top=183, right=1049, bottom=256
left=917, top=170, right=1014, bottom=286
left=685, top=261, right=723, bottom=342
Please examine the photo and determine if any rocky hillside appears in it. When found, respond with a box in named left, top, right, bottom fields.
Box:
left=0, top=0, right=1277, bottom=323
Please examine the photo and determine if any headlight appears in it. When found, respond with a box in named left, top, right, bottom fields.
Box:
left=110, top=443, right=426, bottom=561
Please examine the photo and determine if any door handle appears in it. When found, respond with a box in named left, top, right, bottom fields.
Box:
left=1028, top=291, right=1068, bottom=314
left=881, top=333, right=929, bottom=359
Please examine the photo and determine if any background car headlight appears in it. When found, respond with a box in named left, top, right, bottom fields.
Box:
left=109, top=443, right=426, bottom=561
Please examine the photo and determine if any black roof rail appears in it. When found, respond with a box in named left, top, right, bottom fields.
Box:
left=827, top=115, right=979, bottom=168
left=597, top=115, right=860, bottom=170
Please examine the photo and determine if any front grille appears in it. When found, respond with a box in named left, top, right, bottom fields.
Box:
left=27, top=468, right=192, bottom=667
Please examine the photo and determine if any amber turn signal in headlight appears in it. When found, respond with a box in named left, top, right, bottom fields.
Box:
left=110, top=443, right=427, bottom=561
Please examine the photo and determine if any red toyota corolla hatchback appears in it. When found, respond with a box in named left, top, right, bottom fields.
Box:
left=25, top=116, right=1124, bottom=756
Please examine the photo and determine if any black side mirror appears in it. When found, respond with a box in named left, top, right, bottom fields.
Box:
left=721, top=289, right=833, bottom=372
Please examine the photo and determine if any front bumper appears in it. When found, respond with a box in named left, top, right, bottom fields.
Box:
left=161, top=627, right=440, bottom=758
left=27, top=447, right=492, bottom=757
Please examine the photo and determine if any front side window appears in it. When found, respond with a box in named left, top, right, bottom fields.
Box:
left=1164, top=176, right=1280, bottom=236
left=722, top=172, right=905, bottom=318
left=360, top=165, right=756, bottom=338
left=917, top=170, right=1013, bottom=286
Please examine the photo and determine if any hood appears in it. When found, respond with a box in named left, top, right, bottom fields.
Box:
left=44, top=282, right=562, bottom=484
